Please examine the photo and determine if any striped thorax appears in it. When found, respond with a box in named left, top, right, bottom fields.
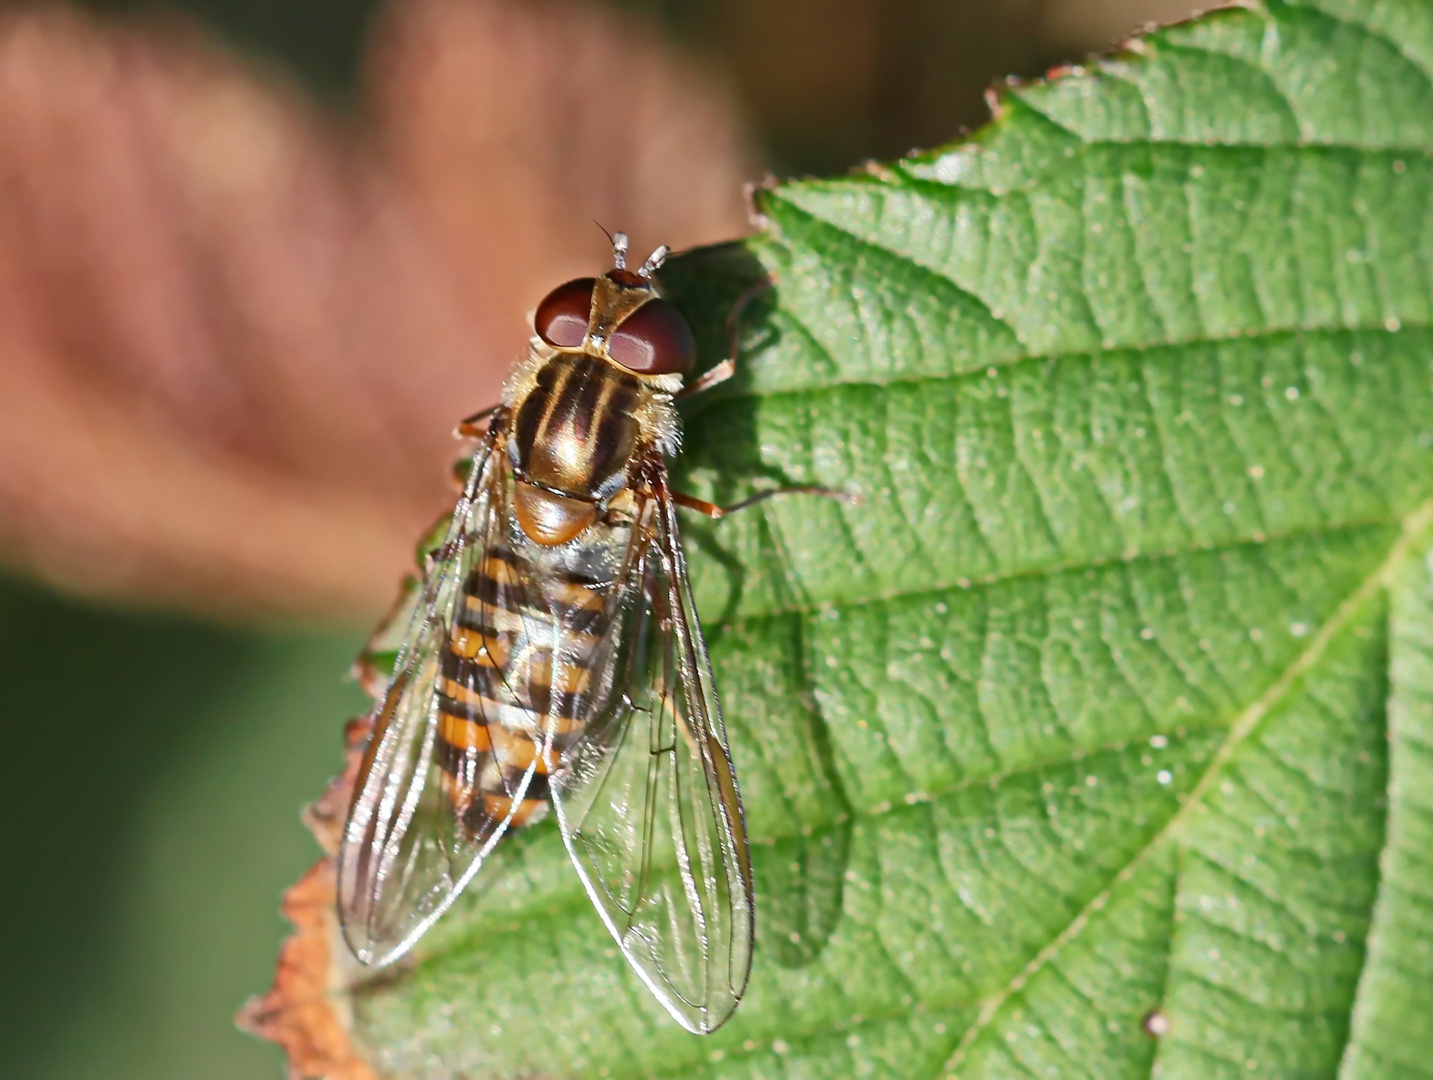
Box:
left=503, top=267, right=691, bottom=546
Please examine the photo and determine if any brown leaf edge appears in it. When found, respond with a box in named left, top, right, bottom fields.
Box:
left=238, top=556, right=420, bottom=1076
left=237, top=710, right=379, bottom=1080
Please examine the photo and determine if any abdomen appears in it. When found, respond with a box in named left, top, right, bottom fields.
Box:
left=433, top=527, right=621, bottom=840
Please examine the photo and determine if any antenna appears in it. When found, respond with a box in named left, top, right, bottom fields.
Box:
left=638, top=245, right=669, bottom=279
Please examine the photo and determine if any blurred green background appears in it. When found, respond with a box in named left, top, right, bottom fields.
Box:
left=1, top=573, right=366, bottom=1080
left=3, top=0, right=1170, bottom=1077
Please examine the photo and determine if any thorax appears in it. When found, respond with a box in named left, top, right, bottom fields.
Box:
left=502, top=349, right=679, bottom=546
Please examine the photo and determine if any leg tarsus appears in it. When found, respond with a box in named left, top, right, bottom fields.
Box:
left=671, top=485, right=852, bottom=519
left=675, top=358, right=734, bottom=400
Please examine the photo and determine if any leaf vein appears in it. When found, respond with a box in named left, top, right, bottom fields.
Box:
left=939, top=497, right=1433, bottom=1076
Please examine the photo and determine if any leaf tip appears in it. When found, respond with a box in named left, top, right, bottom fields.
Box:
left=742, top=175, right=777, bottom=229
left=745, top=170, right=793, bottom=227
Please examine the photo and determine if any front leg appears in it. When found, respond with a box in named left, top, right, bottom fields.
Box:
left=675, top=279, right=774, bottom=402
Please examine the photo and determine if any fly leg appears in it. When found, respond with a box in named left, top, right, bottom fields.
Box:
left=354, top=436, right=496, bottom=690
left=674, top=279, right=773, bottom=402
left=670, top=486, right=855, bottom=519
left=450, top=406, right=507, bottom=489
left=669, top=279, right=859, bottom=514
left=455, top=404, right=502, bottom=439
left=662, top=285, right=858, bottom=518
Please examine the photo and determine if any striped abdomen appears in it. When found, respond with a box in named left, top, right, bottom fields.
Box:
left=433, top=538, right=615, bottom=839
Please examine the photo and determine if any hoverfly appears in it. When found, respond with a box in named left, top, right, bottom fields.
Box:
left=338, top=233, right=772, bottom=1035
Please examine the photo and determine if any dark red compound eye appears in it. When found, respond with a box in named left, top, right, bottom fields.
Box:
left=534, top=277, right=596, bottom=348
left=608, top=297, right=695, bottom=374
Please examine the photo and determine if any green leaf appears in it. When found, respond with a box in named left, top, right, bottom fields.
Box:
left=342, top=2, right=1433, bottom=1076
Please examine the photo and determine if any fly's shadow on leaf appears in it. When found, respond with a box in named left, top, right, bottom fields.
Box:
left=658, top=248, right=858, bottom=965
left=660, top=240, right=779, bottom=401
left=744, top=601, right=853, bottom=970
left=729, top=533, right=854, bottom=970
left=754, top=814, right=852, bottom=968
left=661, top=240, right=800, bottom=628
left=347, top=953, right=419, bottom=998
left=665, top=243, right=856, bottom=966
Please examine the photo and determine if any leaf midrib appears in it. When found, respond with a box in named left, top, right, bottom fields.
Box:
left=937, top=495, right=1433, bottom=1077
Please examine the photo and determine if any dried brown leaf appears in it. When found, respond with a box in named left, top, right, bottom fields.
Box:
left=368, top=0, right=756, bottom=338
left=0, top=0, right=754, bottom=620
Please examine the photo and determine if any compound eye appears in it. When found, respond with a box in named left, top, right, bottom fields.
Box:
left=534, top=278, right=596, bottom=348
left=608, top=297, right=694, bottom=374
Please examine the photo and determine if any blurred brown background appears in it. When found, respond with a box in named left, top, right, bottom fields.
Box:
left=0, top=0, right=1200, bottom=1077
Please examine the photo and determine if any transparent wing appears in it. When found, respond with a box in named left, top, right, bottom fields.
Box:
left=551, top=468, right=754, bottom=1034
left=337, top=422, right=545, bottom=967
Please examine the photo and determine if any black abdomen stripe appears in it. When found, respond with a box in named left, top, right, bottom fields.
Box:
left=434, top=541, right=613, bottom=840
